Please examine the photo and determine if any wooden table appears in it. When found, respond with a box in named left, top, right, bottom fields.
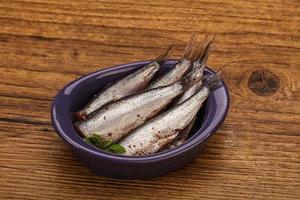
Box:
left=0, top=0, right=299, bottom=199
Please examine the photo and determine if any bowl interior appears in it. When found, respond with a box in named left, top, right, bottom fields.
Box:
left=52, top=60, right=229, bottom=160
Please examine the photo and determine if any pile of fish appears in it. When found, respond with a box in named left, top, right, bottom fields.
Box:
left=74, top=35, right=221, bottom=156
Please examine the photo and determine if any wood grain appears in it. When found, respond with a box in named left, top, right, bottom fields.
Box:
left=0, top=0, right=299, bottom=199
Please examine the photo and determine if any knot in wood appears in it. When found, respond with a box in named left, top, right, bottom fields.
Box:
left=248, top=70, right=280, bottom=96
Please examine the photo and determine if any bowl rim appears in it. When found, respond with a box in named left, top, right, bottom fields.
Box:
left=51, top=60, right=230, bottom=163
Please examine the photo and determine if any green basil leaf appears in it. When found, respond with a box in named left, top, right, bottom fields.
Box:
left=84, top=134, right=101, bottom=145
left=83, top=135, right=125, bottom=155
left=108, top=144, right=126, bottom=154
left=91, top=134, right=101, bottom=144
left=102, top=140, right=113, bottom=148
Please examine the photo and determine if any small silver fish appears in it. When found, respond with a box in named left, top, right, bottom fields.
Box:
left=75, top=46, right=175, bottom=120
left=75, top=81, right=185, bottom=142
left=174, top=37, right=213, bottom=104
left=163, top=35, right=215, bottom=150
left=148, top=34, right=197, bottom=89
left=120, top=74, right=222, bottom=156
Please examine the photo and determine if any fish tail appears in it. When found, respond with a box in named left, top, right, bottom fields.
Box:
left=193, top=34, right=215, bottom=64
left=182, top=33, right=198, bottom=60
left=199, top=36, right=215, bottom=65
left=205, top=72, right=222, bottom=91
left=155, top=45, right=176, bottom=65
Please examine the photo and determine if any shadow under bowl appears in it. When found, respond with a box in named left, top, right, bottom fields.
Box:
left=51, top=60, right=230, bottom=179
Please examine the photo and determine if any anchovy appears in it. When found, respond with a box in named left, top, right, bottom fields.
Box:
left=120, top=74, right=222, bottom=156
left=147, top=35, right=197, bottom=89
left=173, top=38, right=213, bottom=104
left=160, top=82, right=203, bottom=151
left=75, top=46, right=175, bottom=120
left=75, top=81, right=185, bottom=142
left=162, top=35, right=215, bottom=150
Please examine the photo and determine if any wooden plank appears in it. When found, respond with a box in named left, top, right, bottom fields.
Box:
left=0, top=0, right=299, bottom=199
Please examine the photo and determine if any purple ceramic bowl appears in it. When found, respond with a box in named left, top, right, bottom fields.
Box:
left=51, top=60, right=229, bottom=179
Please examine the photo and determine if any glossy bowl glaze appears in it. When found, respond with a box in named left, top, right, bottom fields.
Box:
left=51, top=60, right=229, bottom=179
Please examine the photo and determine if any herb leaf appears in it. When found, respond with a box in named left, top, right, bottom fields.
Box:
left=83, top=134, right=126, bottom=154
left=85, top=134, right=102, bottom=145
left=101, top=140, right=113, bottom=149
left=107, top=144, right=126, bottom=154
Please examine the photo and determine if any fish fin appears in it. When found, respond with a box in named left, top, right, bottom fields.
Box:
left=205, top=72, right=222, bottom=91
left=182, top=33, right=198, bottom=60
left=155, top=45, right=176, bottom=65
